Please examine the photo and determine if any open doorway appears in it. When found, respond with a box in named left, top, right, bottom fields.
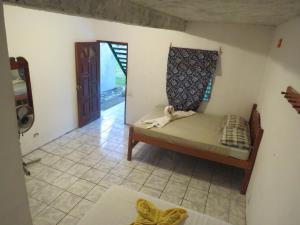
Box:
left=75, top=41, right=128, bottom=128
left=99, top=41, right=128, bottom=124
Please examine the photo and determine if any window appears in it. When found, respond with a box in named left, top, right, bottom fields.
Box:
left=203, top=78, right=213, bottom=101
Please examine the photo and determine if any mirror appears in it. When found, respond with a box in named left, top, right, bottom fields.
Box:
left=10, top=57, right=35, bottom=134
left=10, top=57, right=38, bottom=175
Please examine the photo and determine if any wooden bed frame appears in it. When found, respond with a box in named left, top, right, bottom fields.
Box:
left=127, top=104, right=264, bottom=194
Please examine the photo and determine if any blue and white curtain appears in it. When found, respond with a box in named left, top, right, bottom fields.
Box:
left=166, top=47, right=219, bottom=111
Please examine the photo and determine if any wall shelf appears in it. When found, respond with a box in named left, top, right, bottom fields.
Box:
left=281, top=86, right=300, bottom=114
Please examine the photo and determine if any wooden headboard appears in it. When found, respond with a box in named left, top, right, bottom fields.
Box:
left=248, top=104, right=264, bottom=165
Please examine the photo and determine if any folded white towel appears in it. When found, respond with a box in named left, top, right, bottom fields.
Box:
left=140, top=106, right=195, bottom=129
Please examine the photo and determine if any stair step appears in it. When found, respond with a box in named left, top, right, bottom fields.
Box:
left=113, top=48, right=127, bottom=54
left=113, top=47, right=127, bottom=50
left=115, top=52, right=127, bottom=55
left=117, top=54, right=127, bottom=59
left=111, top=44, right=127, bottom=49
left=107, top=42, right=128, bottom=75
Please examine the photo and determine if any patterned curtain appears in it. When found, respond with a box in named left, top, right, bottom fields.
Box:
left=166, top=47, right=219, bottom=111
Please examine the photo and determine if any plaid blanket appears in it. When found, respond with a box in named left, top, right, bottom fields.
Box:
left=220, top=115, right=251, bottom=150
left=220, top=126, right=251, bottom=150
left=222, top=115, right=248, bottom=130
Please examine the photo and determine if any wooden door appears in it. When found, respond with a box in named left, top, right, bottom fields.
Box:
left=75, top=42, right=100, bottom=127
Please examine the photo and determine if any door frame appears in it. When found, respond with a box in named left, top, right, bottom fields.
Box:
left=97, top=40, right=128, bottom=124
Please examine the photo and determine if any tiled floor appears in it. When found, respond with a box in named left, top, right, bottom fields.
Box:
left=24, top=102, right=246, bottom=225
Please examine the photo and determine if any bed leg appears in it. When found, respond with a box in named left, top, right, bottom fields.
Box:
left=241, top=168, right=252, bottom=194
left=127, top=126, right=134, bottom=161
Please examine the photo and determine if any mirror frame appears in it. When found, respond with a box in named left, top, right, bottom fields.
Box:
left=10, top=57, right=34, bottom=112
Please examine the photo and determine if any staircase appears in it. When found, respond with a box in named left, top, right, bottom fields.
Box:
left=107, top=43, right=128, bottom=75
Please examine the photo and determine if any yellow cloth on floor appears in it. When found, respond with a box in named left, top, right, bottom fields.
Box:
left=131, top=199, right=188, bottom=225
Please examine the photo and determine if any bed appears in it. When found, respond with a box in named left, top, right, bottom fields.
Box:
left=127, top=104, right=263, bottom=194
left=78, top=185, right=232, bottom=225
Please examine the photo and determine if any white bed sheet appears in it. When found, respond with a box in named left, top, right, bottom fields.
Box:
left=78, top=185, right=231, bottom=225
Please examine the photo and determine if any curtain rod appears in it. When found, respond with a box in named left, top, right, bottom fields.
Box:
left=169, top=42, right=223, bottom=55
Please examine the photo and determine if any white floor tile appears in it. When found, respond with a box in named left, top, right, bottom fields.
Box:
left=58, top=215, right=79, bottom=225
left=80, top=168, right=106, bottom=183
left=33, top=207, right=65, bottom=225
left=51, top=191, right=82, bottom=213
left=67, top=179, right=95, bottom=197
left=85, top=185, right=107, bottom=202
left=69, top=199, right=95, bottom=218
left=28, top=197, right=47, bottom=217
left=53, top=173, right=78, bottom=189
left=144, top=175, right=168, bottom=191
left=33, top=184, right=64, bottom=204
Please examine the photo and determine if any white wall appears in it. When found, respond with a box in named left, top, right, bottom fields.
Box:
left=3, top=5, right=274, bottom=155
left=186, top=22, right=274, bottom=117
left=247, top=17, right=300, bottom=225
left=0, top=2, right=32, bottom=225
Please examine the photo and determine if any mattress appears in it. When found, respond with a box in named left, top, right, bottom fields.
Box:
left=78, top=185, right=231, bottom=225
left=133, top=105, right=250, bottom=160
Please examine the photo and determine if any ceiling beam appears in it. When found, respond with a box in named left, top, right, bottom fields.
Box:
left=3, top=0, right=186, bottom=31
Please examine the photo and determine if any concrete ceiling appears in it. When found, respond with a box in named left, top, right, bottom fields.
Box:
left=4, top=0, right=300, bottom=31
left=130, top=0, right=300, bottom=26
left=3, top=0, right=186, bottom=31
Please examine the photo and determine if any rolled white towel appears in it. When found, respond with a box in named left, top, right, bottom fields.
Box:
left=164, top=105, right=175, bottom=120
left=140, top=105, right=195, bottom=129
